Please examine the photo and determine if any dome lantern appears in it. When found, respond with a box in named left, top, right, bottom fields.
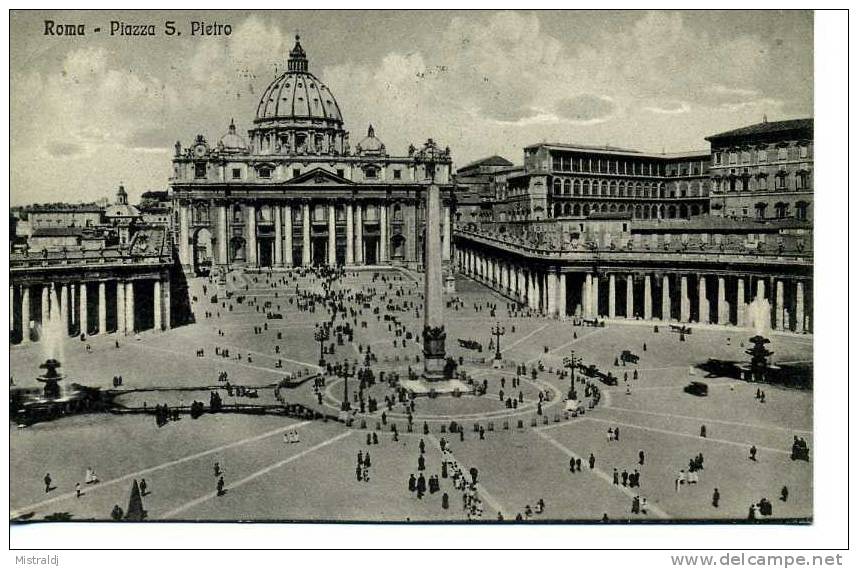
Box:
left=287, top=35, right=308, bottom=72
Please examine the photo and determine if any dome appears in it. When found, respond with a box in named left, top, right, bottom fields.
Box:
left=218, top=119, right=247, bottom=152
left=255, top=36, right=344, bottom=125
left=356, top=124, right=385, bottom=155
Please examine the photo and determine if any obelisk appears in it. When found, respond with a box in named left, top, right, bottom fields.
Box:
left=422, top=179, right=447, bottom=380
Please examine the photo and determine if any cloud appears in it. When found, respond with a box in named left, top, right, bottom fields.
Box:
left=45, top=141, right=86, bottom=158
left=643, top=100, right=691, bottom=115
left=554, top=95, right=617, bottom=124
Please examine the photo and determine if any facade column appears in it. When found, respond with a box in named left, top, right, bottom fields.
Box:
left=608, top=274, right=616, bottom=318
left=163, top=276, right=171, bottom=330
left=60, top=284, right=69, bottom=336
left=98, top=281, right=107, bottom=334
left=154, top=279, right=162, bottom=331
left=379, top=202, right=388, bottom=263
left=218, top=203, right=228, bottom=265
left=78, top=282, right=88, bottom=336
left=20, top=285, right=30, bottom=343
left=626, top=275, right=634, bottom=319
left=273, top=205, right=283, bottom=267
left=736, top=277, right=746, bottom=327
left=680, top=275, right=690, bottom=323
left=301, top=203, right=311, bottom=266
left=582, top=274, right=592, bottom=318
left=643, top=275, right=652, bottom=320
left=528, top=272, right=538, bottom=310
left=116, top=281, right=125, bottom=335
left=698, top=275, right=709, bottom=324
left=327, top=203, right=336, bottom=266
left=246, top=203, right=258, bottom=267
left=718, top=276, right=728, bottom=324
left=756, top=278, right=766, bottom=301
left=558, top=273, right=567, bottom=317
left=662, top=274, right=671, bottom=321
left=284, top=204, right=293, bottom=267
left=125, top=281, right=135, bottom=334
left=775, top=279, right=785, bottom=330
left=354, top=204, right=363, bottom=265
left=345, top=203, right=354, bottom=265
left=546, top=272, right=557, bottom=316
left=591, top=274, right=600, bottom=317
left=41, top=285, right=50, bottom=331
left=179, top=201, right=191, bottom=268
left=795, top=281, right=805, bottom=334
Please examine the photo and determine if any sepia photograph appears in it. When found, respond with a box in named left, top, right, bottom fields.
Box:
left=4, top=6, right=847, bottom=556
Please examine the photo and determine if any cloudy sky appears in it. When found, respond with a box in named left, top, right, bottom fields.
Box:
left=10, top=10, right=813, bottom=205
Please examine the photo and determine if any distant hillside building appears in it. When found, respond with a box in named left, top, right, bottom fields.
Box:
left=454, top=155, right=514, bottom=225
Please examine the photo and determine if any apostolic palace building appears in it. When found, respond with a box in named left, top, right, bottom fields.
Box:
left=8, top=35, right=813, bottom=347
left=170, top=36, right=454, bottom=275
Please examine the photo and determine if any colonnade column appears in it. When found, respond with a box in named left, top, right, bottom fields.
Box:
left=591, top=274, right=600, bottom=318
left=60, top=284, right=69, bottom=336
left=246, top=203, right=258, bottom=266
left=607, top=274, right=616, bottom=318
left=795, top=281, right=805, bottom=334
left=78, top=283, right=87, bottom=336
left=41, top=286, right=49, bottom=330
left=698, top=276, right=709, bottom=324
left=273, top=205, right=283, bottom=267
left=20, top=286, right=30, bottom=343
left=327, top=203, right=336, bottom=267
left=546, top=272, right=557, bottom=316
left=558, top=273, right=567, bottom=317
left=301, top=203, right=311, bottom=266
left=163, top=277, right=171, bottom=330
left=442, top=205, right=451, bottom=261
left=680, top=276, right=690, bottom=323
left=116, top=281, right=125, bottom=336
left=284, top=205, right=293, bottom=267
left=775, top=280, right=785, bottom=330
left=643, top=275, right=652, bottom=320
left=736, top=277, right=746, bottom=327
left=528, top=272, right=538, bottom=310
left=626, top=276, right=634, bottom=319
left=354, top=204, right=363, bottom=265
left=662, top=275, right=671, bottom=321
left=379, top=202, right=388, bottom=263
left=154, top=279, right=162, bottom=331
left=98, top=281, right=107, bottom=334
left=218, top=203, right=228, bottom=265
left=125, top=281, right=135, bottom=335
left=346, top=203, right=354, bottom=265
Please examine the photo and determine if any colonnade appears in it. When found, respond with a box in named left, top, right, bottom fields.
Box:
left=9, top=276, right=171, bottom=345
left=178, top=200, right=453, bottom=270
left=455, top=247, right=811, bottom=334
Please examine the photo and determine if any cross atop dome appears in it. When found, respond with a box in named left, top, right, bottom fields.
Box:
left=288, top=34, right=308, bottom=72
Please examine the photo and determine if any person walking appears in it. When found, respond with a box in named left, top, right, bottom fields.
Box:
left=44, top=473, right=52, bottom=493
left=712, top=488, right=720, bottom=508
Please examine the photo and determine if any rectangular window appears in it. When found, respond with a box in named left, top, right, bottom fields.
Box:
left=231, top=168, right=241, bottom=180
left=393, top=170, right=401, bottom=180
left=714, top=152, right=722, bottom=165
left=758, top=150, right=767, bottom=163
left=337, top=169, right=346, bottom=178
left=729, top=152, right=738, bottom=164
left=195, top=162, right=207, bottom=178
left=258, top=167, right=271, bottom=179
left=778, top=147, right=788, bottom=161
left=292, top=168, right=301, bottom=178
left=799, top=145, right=809, bottom=159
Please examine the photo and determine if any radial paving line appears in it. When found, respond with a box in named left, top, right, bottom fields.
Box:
left=578, top=416, right=792, bottom=455
left=133, top=343, right=309, bottom=376
left=525, top=327, right=608, bottom=365
left=534, top=429, right=670, bottom=519
left=603, top=405, right=813, bottom=435
left=427, top=434, right=508, bottom=519
left=499, top=323, right=550, bottom=354
left=10, top=421, right=311, bottom=519
left=162, top=431, right=352, bottom=519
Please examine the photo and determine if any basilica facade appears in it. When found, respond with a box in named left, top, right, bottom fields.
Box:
left=171, top=36, right=455, bottom=274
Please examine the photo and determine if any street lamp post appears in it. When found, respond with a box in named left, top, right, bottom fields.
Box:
left=491, top=322, right=506, bottom=361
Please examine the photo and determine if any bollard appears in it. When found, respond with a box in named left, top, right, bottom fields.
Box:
left=440, top=424, right=446, bottom=433
left=473, top=423, right=480, bottom=433
left=517, top=419, right=524, bottom=429
left=360, top=419, right=367, bottom=429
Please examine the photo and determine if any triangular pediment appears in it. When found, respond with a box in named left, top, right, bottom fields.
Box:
left=285, top=167, right=352, bottom=186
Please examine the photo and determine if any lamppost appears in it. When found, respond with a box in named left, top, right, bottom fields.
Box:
left=563, top=349, right=580, bottom=400
left=314, top=323, right=329, bottom=367
left=491, top=322, right=506, bottom=361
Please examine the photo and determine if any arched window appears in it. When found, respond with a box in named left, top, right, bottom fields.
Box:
left=795, top=201, right=809, bottom=221
left=563, top=203, right=572, bottom=215
left=554, top=203, right=562, bottom=217
left=573, top=204, right=581, bottom=216
left=634, top=205, right=642, bottom=219
left=755, top=202, right=767, bottom=219
left=668, top=205, right=677, bottom=219
left=583, top=204, right=591, bottom=216
left=573, top=179, right=581, bottom=196
left=553, top=178, right=562, bottom=195
left=563, top=179, right=571, bottom=195
left=582, top=180, right=590, bottom=196
left=610, top=181, right=617, bottom=196
left=774, top=202, right=789, bottom=219
left=636, top=183, right=643, bottom=197
left=691, top=205, right=700, bottom=216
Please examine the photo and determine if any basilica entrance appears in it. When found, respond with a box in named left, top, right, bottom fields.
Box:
left=192, top=228, right=213, bottom=276
left=257, top=236, right=274, bottom=268
left=363, top=236, right=379, bottom=265
left=312, top=236, right=328, bottom=266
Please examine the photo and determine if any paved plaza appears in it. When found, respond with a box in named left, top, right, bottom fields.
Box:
left=10, top=269, right=812, bottom=523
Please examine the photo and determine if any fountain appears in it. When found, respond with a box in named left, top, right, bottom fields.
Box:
left=36, top=358, right=65, bottom=400
left=745, top=335, right=775, bottom=383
